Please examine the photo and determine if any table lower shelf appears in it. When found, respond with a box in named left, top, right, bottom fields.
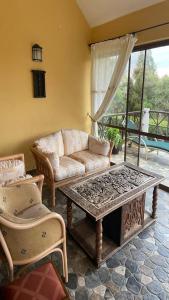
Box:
left=68, top=211, right=155, bottom=267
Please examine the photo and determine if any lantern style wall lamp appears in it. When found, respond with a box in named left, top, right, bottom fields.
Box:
left=32, top=44, right=42, bottom=61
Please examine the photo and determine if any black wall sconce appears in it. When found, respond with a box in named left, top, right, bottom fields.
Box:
left=32, top=44, right=42, bottom=61
left=32, top=70, right=46, bottom=98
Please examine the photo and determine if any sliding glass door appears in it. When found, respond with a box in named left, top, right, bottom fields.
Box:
left=100, top=41, right=169, bottom=188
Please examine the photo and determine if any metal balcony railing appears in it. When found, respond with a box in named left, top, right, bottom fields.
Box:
left=100, top=109, right=169, bottom=137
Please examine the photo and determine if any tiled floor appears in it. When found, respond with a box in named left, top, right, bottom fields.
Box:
left=0, top=186, right=169, bottom=299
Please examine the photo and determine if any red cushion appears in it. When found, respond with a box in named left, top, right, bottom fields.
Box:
left=0, top=262, right=69, bottom=300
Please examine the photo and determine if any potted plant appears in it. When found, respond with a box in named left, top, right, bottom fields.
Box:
left=106, top=128, right=123, bottom=154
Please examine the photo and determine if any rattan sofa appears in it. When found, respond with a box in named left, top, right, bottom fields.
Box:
left=31, top=129, right=111, bottom=206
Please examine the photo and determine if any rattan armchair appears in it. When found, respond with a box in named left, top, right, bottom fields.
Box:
left=0, top=175, right=68, bottom=282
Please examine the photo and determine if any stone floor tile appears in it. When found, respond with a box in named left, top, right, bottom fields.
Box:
left=140, top=274, right=153, bottom=285
left=139, top=265, right=154, bottom=277
left=78, top=276, right=85, bottom=287
left=146, top=280, right=162, bottom=295
left=106, top=257, right=121, bottom=269
left=114, top=266, right=126, bottom=276
left=125, top=259, right=138, bottom=274
left=98, top=267, right=111, bottom=284
left=105, top=281, right=120, bottom=295
left=132, top=238, right=144, bottom=250
left=153, top=266, right=168, bottom=282
left=115, top=291, right=134, bottom=300
left=75, top=287, right=89, bottom=300
left=104, top=288, right=115, bottom=299
left=157, top=245, right=169, bottom=258
left=126, top=276, right=141, bottom=295
left=143, top=293, right=159, bottom=300
left=150, top=255, right=168, bottom=268
left=66, top=273, right=78, bottom=290
left=85, top=270, right=101, bottom=289
left=90, top=292, right=103, bottom=300
left=93, top=285, right=106, bottom=297
left=130, top=249, right=146, bottom=261
left=111, top=271, right=126, bottom=287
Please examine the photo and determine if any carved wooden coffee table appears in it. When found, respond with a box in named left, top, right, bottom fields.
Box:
left=59, top=163, right=163, bottom=267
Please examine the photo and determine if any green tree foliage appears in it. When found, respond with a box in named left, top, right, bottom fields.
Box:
left=108, top=49, right=169, bottom=114
left=129, top=50, right=159, bottom=111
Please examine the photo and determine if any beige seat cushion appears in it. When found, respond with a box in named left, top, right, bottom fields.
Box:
left=62, top=129, right=88, bottom=155
left=54, top=156, right=85, bottom=181
left=16, top=203, right=50, bottom=219
left=0, top=160, right=25, bottom=185
left=70, top=150, right=110, bottom=173
left=35, top=131, right=64, bottom=157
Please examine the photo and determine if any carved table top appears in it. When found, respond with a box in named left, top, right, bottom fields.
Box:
left=59, top=163, right=164, bottom=220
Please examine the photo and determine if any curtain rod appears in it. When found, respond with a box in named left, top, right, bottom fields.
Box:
left=89, top=21, right=169, bottom=46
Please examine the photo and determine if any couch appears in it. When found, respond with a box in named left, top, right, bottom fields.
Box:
left=31, top=129, right=111, bottom=206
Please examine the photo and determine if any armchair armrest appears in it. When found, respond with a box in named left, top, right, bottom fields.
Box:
left=0, top=153, right=24, bottom=162
left=0, top=211, right=65, bottom=234
left=31, top=146, right=54, bottom=183
left=89, top=135, right=110, bottom=157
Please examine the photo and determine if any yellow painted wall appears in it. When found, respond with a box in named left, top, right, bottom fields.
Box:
left=0, top=0, right=91, bottom=170
left=91, top=0, right=169, bottom=45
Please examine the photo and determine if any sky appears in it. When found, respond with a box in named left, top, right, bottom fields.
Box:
left=151, top=45, right=169, bottom=77
left=129, top=45, right=169, bottom=78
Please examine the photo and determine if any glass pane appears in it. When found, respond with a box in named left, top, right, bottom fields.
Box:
left=125, top=132, right=140, bottom=166
left=141, top=46, right=169, bottom=136
left=140, top=45, right=169, bottom=187
left=125, top=50, right=145, bottom=165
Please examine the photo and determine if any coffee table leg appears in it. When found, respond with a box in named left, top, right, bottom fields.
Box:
left=96, top=219, right=103, bottom=267
left=152, top=186, right=158, bottom=219
left=67, top=199, right=72, bottom=230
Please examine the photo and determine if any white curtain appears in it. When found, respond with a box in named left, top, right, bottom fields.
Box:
left=91, top=34, right=137, bottom=136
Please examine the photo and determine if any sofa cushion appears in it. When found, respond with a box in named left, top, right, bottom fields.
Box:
left=54, top=156, right=85, bottom=181
left=89, top=135, right=110, bottom=156
left=0, top=160, right=25, bottom=185
left=62, top=129, right=88, bottom=156
left=44, top=152, right=60, bottom=170
left=70, top=150, right=110, bottom=173
left=35, top=131, right=64, bottom=157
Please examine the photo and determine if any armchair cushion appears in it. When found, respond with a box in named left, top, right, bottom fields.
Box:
left=35, top=131, right=64, bottom=157
left=0, top=184, right=41, bottom=215
left=62, top=129, right=88, bottom=155
left=0, top=174, right=32, bottom=187
left=70, top=150, right=109, bottom=173
left=89, top=136, right=110, bottom=156
left=17, top=203, right=50, bottom=219
left=0, top=160, right=25, bottom=185
left=54, top=156, right=85, bottom=181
